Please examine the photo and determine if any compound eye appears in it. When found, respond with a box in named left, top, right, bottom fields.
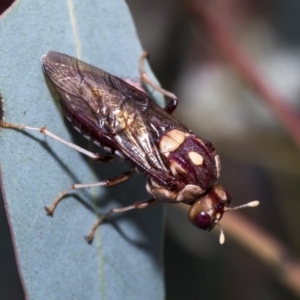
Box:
left=191, top=212, right=212, bottom=230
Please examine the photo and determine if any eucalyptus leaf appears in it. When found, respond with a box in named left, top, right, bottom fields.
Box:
left=0, top=1, right=164, bottom=299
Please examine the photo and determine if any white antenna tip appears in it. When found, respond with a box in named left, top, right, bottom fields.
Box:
left=246, top=200, right=260, bottom=207
left=219, top=231, right=225, bottom=245
left=217, top=222, right=225, bottom=244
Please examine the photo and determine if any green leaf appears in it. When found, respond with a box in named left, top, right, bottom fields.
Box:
left=0, top=1, right=164, bottom=299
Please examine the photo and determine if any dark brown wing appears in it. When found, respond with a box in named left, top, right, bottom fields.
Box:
left=42, top=52, right=188, bottom=183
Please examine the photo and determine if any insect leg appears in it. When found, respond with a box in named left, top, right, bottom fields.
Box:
left=85, top=198, right=158, bottom=243
left=0, top=121, right=114, bottom=162
left=139, top=51, right=178, bottom=114
left=45, top=168, right=135, bottom=216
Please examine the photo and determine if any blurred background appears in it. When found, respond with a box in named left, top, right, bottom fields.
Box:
left=126, top=1, right=300, bottom=299
left=2, top=0, right=300, bottom=299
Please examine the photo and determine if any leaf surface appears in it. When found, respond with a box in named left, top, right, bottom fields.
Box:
left=0, top=1, right=164, bottom=299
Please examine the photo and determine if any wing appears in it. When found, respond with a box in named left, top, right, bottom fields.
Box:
left=42, top=52, right=188, bottom=183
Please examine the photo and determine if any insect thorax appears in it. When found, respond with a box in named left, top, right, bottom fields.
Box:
left=146, top=129, right=221, bottom=204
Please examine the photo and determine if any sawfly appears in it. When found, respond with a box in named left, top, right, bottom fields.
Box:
left=1, top=51, right=259, bottom=243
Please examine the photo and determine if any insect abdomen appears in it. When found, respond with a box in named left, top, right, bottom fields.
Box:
left=61, top=102, right=107, bottom=149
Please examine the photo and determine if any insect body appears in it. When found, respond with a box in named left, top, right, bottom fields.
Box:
left=1, top=51, right=259, bottom=243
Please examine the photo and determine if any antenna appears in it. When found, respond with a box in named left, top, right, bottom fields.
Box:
left=225, top=200, right=259, bottom=212
left=217, top=200, right=259, bottom=244
left=216, top=222, right=225, bottom=244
